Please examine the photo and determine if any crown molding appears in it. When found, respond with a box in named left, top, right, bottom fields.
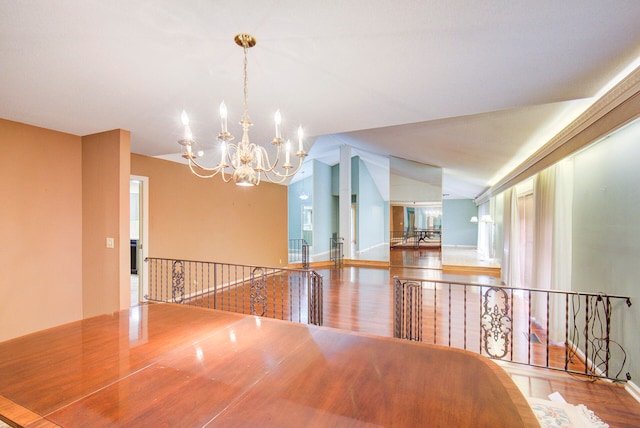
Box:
left=476, top=65, right=640, bottom=205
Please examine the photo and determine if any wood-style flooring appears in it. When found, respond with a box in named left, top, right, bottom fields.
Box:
left=0, top=304, right=537, bottom=427
left=320, top=248, right=640, bottom=428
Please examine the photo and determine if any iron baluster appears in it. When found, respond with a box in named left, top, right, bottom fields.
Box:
left=528, top=290, right=532, bottom=365
left=448, top=283, right=452, bottom=347
left=480, top=287, right=512, bottom=359
left=463, top=286, right=467, bottom=350
left=546, top=292, right=550, bottom=368
left=585, top=294, right=589, bottom=375
left=171, top=260, right=185, bottom=303
left=433, top=283, right=437, bottom=345
left=565, top=293, right=569, bottom=371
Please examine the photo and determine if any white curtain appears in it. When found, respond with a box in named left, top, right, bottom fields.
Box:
left=477, top=201, right=490, bottom=257
left=530, top=160, right=573, bottom=342
left=502, top=187, right=521, bottom=287
left=531, top=166, right=555, bottom=327
left=552, top=159, right=573, bottom=292
left=550, top=159, right=573, bottom=342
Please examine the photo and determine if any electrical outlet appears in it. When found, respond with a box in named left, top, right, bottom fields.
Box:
left=106, top=237, right=115, bottom=248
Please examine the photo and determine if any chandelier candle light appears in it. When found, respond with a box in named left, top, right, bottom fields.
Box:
left=178, top=33, right=307, bottom=186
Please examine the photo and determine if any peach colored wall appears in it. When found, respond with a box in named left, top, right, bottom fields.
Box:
left=130, top=154, right=288, bottom=267
left=0, top=119, right=83, bottom=341
left=82, top=130, right=130, bottom=318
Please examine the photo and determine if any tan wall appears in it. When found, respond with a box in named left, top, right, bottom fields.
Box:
left=131, top=154, right=288, bottom=267
left=82, top=130, right=130, bottom=317
left=0, top=119, right=83, bottom=341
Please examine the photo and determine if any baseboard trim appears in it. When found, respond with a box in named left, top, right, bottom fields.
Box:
left=290, top=259, right=391, bottom=269
left=565, top=339, right=613, bottom=380
left=344, top=259, right=389, bottom=268
left=442, top=264, right=501, bottom=277
left=626, top=380, right=640, bottom=403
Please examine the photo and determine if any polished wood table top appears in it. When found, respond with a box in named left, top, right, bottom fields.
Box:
left=0, top=303, right=538, bottom=427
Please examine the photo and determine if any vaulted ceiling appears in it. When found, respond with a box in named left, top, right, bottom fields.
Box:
left=2, top=1, right=640, bottom=198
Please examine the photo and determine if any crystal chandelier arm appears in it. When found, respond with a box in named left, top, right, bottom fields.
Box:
left=259, top=139, right=307, bottom=178
left=259, top=156, right=306, bottom=182
left=186, top=159, right=223, bottom=179
left=254, top=143, right=280, bottom=172
left=256, top=141, right=306, bottom=175
left=221, top=141, right=240, bottom=170
left=259, top=170, right=293, bottom=184
left=184, top=151, right=233, bottom=182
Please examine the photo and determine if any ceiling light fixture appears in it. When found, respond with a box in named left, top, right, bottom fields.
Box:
left=178, top=33, right=307, bottom=186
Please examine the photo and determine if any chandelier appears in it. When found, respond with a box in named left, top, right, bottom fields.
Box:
left=178, top=33, right=307, bottom=186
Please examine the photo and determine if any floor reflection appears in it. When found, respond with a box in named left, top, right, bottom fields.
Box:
left=128, top=304, right=148, bottom=345
left=390, top=247, right=442, bottom=268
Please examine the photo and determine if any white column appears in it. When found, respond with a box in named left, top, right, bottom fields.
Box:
left=339, top=145, right=352, bottom=259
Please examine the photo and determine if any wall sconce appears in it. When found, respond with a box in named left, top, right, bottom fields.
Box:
left=470, top=216, right=478, bottom=223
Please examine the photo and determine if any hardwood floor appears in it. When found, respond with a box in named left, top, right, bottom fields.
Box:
left=1, top=248, right=638, bottom=426
left=151, top=247, right=640, bottom=426
left=0, top=304, right=537, bottom=427
left=319, top=249, right=640, bottom=428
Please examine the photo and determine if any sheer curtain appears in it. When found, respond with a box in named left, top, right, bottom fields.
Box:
left=552, top=159, right=573, bottom=292
left=477, top=201, right=490, bottom=257
left=550, top=159, right=573, bottom=342
left=531, top=166, right=555, bottom=327
left=531, top=160, right=573, bottom=342
left=501, top=187, right=520, bottom=287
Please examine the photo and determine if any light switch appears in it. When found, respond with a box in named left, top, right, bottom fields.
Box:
left=106, top=237, right=115, bottom=248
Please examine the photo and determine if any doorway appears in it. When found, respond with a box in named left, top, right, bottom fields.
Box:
left=130, top=176, right=149, bottom=306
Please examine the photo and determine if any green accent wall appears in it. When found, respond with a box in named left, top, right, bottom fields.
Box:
left=571, top=119, right=640, bottom=383
left=443, top=199, right=478, bottom=246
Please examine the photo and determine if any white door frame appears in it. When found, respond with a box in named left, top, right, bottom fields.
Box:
left=131, top=175, right=149, bottom=302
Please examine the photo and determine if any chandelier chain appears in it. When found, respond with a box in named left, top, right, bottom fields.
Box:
left=177, top=33, right=307, bottom=186
left=242, top=45, right=249, bottom=122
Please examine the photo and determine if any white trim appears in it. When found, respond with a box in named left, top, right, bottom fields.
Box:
left=626, top=381, right=640, bottom=404
left=131, top=175, right=149, bottom=303
left=566, top=339, right=607, bottom=379
left=476, top=65, right=640, bottom=205
left=356, top=241, right=389, bottom=254
left=311, top=250, right=331, bottom=259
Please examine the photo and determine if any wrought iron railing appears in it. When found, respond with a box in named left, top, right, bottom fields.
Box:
left=330, top=237, right=344, bottom=267
left=145, top=257, right=323, bottom=325
left=288, top=238, right=310, bottom=269
left=390, top=230, right=407, bottom=246
left=390, top=229, right=441, bottom=248
left=393, top=276, right=632, bottom=381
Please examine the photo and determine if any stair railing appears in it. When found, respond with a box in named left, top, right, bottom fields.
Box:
left=393, top=276, right=632, bottom=381
left=145, top=257, right=323, bottom=326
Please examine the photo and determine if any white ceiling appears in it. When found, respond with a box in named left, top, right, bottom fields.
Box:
left=2, top=1, right=640, bottom=198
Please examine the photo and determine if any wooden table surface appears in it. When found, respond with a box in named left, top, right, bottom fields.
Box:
left=0, top=303, right=539, bottom=427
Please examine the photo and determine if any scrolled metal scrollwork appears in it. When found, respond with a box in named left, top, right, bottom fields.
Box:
left=250, top=267, right=267, bottom=316
left=393, top=278, right=422, bottom=341
left=481, top=287, right=512, bottom=359
left=171, top=260, right=185, bottom=303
